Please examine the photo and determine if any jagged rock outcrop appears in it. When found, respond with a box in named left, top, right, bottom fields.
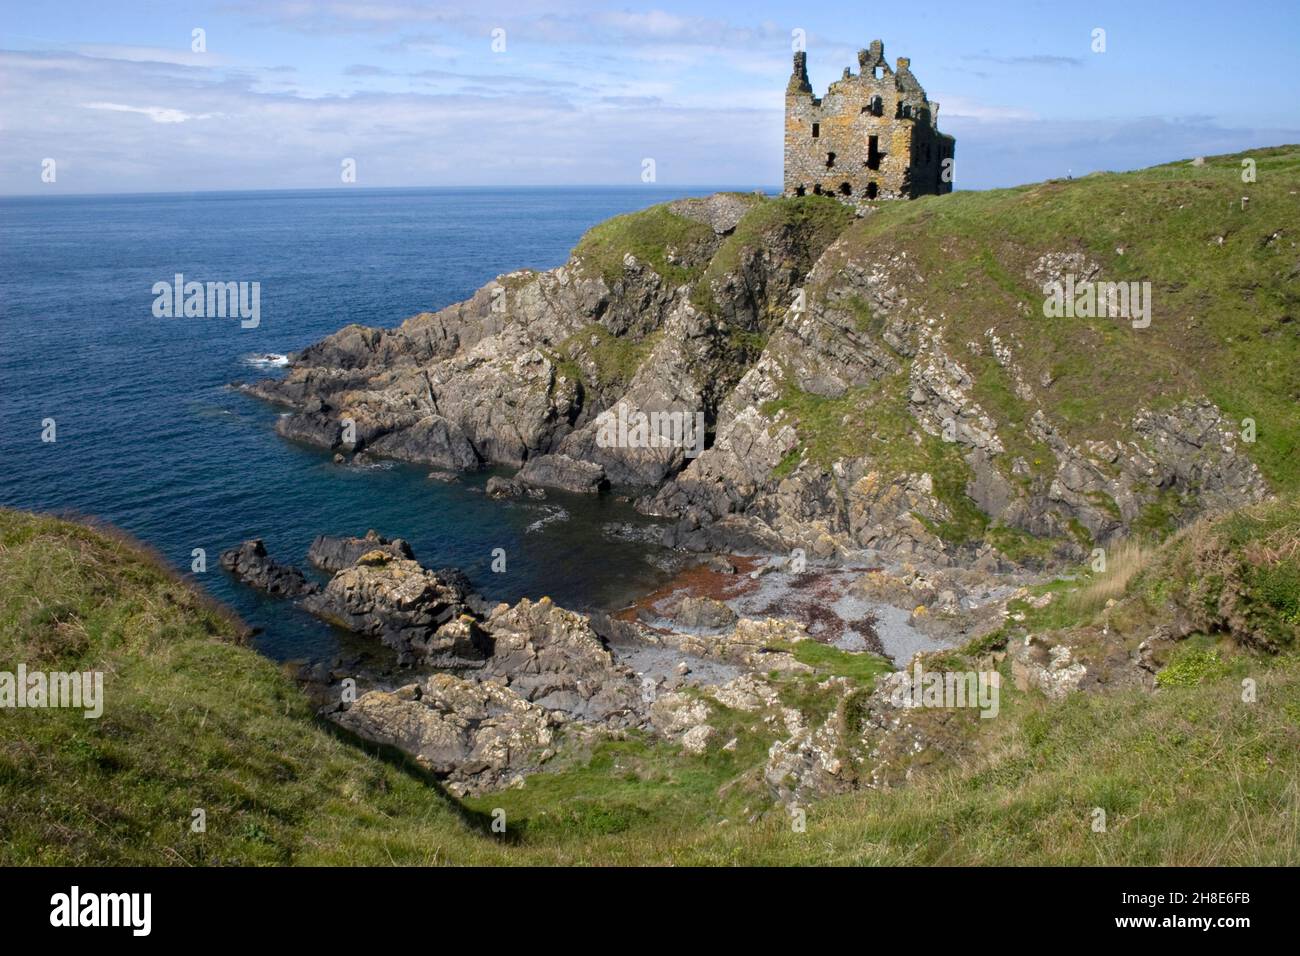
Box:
left=333, top=675, right=561, bottom=796
left=219, top=539, right=318, bottom=597
left=308, top=529, right=414, bottom=572
left=649, top=616, right=814, bottom=672
left=301, top=551, right=487, bottom=667
left=480, top=597, right=644, bottom=725
left=666, top=595, right=738, bottom=631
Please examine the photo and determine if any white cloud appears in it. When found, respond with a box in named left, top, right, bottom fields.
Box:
left=82, top=102, right=218, bottom=124
left=75, top=44, right=224, bottom=67
left=934, top=95, right=1038, bottom=122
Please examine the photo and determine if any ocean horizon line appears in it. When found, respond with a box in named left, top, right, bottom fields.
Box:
left=0, top=183, right=783, bottom=202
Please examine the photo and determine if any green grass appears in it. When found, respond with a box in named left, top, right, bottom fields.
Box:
left=690, top=194, right=853, bottom=316
left=573, top=203, right=719, bottom=288
left=557, top=323, right=662, bottom=391
left=1156, top=643, right=1228, bottom=687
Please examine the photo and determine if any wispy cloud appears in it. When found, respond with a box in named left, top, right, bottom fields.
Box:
left=963, top=53, right=1083, bottom=68
left=82, top=101, right=219, bottom=123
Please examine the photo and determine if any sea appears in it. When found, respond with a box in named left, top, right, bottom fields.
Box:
left=0, top=185, right=766, bottom=662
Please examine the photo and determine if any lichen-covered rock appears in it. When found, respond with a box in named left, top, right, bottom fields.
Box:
left=667, top=595, right=738, bottom=631
left=704, top=673, right=782, bottom=712
left=764, top=670, right=974, bottom=804
left=483, top=597, right=645, bottom=726
left=301, top=552, right=484, bottom=666
left=1009, top=635, right=1088, bottom=700
left=649, top=692, right=712, bottom=737
left=663, top=617, right=813, bottom=672
left=680, top=724, right=716, bottom=754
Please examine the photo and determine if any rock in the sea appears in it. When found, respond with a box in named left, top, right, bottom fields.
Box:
left=516, top=454, right=607, bottom=494
left=485, top=475, right=547, bottom=499
left=307, top=529, right=414, bottom=572
left=219, top=539, right=318, bottom=597
left=485, top=475, right=524, bottom=498
left=275, top=406, right=344, bottom=450
left=302, top=551, right=488, bottom=666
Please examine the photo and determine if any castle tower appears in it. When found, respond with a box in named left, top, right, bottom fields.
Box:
left=783, top=39, right=955, bottom=202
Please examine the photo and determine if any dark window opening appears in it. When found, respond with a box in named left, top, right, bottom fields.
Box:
left=811, top=122, right=820, bottom=138
left=812, top=184, right=823, bottom=195
left=825, top=152, right=836, bottom=169
left=795, top=185, right=806, bottom=197
left=839, top=182, right=852, bottom=196
left=866, top=181, right=879, bottom=199
left=866, top=135, right=885, bottom=171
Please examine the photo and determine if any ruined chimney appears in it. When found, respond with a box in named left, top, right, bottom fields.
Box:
left=896, top=56, right=911, bottom=71
left=788, top=51, right=812, bottom=95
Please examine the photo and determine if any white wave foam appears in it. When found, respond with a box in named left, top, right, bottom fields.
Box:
left=244, top=352, right=289, bottom=368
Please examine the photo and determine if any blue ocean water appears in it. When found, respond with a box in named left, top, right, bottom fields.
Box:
left=0, top=186, right=761, bottom=661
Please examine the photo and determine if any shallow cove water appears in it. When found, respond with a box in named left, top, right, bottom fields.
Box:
left=0, top=185, right=762, bottom=662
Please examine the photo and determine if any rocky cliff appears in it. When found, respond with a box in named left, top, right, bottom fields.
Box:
left=246, top=149, right=1297, bottom=569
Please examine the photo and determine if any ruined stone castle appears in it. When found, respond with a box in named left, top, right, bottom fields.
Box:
left=784, top=40, right=955, bottom=202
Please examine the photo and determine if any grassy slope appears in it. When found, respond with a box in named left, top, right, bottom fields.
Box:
left=3, top=505, right=1297, bottom=865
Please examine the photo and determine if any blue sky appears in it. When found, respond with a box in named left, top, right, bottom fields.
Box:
left=2, top=0, right=1298, bottom=194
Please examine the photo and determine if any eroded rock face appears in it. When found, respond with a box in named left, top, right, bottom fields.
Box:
left=333, top=675, right=560, bottom=796
left=516, top=454, right=607, bottom=494
left=219, top=540, right=317, bottom=597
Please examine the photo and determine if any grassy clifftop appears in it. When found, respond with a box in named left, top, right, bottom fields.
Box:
left=812, top=145, right=1300, bottom=494
left=3, top=505, right=1297, bottom=865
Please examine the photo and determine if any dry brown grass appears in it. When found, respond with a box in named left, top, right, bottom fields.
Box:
left=1066, top=538, right=1156, bottom=615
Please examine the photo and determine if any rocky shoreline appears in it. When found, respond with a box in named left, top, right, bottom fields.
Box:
left=219, top=521, right=1049, bottom=801
left=236, top=194, right=1267, bottom=568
